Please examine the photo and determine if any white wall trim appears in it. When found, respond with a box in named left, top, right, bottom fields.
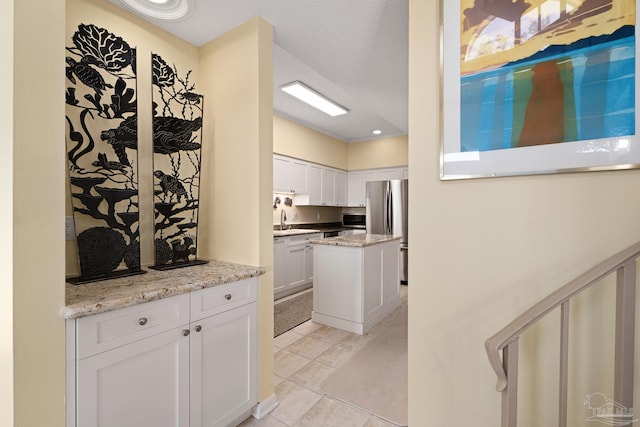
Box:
left=251, top=393, right=279, bottom=419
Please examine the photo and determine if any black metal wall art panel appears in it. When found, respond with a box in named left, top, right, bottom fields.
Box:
left=150, top=53, right=207, bottom=270
left=65, top=23, right=143, bottom=283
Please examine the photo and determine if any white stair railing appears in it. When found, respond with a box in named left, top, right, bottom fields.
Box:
left=485, top=242, right=639, bottom=427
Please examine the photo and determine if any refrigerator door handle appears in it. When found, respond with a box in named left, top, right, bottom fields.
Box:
left=389, top=191, right=393, bottom=235
left=385, top=184, right=391, bottom=235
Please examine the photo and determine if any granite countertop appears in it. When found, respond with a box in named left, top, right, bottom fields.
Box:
left=309, top=234, right=401, bottom=248
left=273, top=228, right=322, bottom=237
left=62, top=260, right=266, bottom=319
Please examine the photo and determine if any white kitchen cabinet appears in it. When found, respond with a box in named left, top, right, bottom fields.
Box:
left=190, top=300, right=257, bottom=427
left=273, top=155, right=290, bottom=193
left=273, top=238, right=286, bottom=295
left=312, top=239, right=400, bottom=335
left=335, top=170, right=347, bottom=206
left=76, top=325, right=190, bottom=427
left=68, top=279, right=258, bottom=427
left=284, top=238, right=307, bottom=289
left=306, top=164, right=322, bottom=205
left=377, top=168, right=402, bottom=180
left=273, top=155, right=307, bottom=194
left=274, top=233, right=322, bottom=300
left=321, top=168, right=335, bottom=206
left=347, top=171, right=364, bottom=207
left=347, top=167, right=408, bottom=207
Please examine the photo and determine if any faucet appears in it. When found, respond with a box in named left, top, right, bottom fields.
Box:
left=280, top=209, right=287, bottom=230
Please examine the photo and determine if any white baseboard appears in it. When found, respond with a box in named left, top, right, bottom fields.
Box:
left=252, top=393, right=279, bottom=420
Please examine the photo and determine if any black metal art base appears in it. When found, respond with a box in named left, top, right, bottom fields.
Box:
left=149, top=259, right=209, bottom=271
left=67, top=268, right=147, bottom=285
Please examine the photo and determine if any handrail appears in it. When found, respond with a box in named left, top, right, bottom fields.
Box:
left=485, top=241, right=640, bottom=392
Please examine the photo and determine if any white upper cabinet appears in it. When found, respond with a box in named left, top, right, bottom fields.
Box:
left=306, top=164, right=322, bottom=205
left=335, top=171, right=347, bottom=206
left=378, top=168, right=402, bottom=181
left=273, top=155, right=290, bottom=193
left=347, top=167, right=408, bottom=207
left=347, top=172, right=365, bottom=207
left=321, top=168, right=335, bottom=206
left=273, top=154, right=307, bottom=194
left=275, top=154, right=405, bottom=207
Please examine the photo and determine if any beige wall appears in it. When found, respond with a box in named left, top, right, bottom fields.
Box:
left=273, top=114, right=348, bottom=170
left=408, top=1, right=640, bottom=426
left=198, top=17, right=275, bottom=402
left=347, top=135, right=408, bottom=170
left=65, top=0, right=200, bottom=275
left=7, top=1, right=67, bottom=426
left=274, top=114, right=407, bottom=171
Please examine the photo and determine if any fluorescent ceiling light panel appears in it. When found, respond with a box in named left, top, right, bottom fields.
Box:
left=280, top=81, right=348, bottom=117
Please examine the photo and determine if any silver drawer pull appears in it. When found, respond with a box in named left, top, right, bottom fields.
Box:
left=225, top=294, right=232, bottom=301
left=194, top=325, right=202, bottom=332
left=138, top=317, right=148, bottom=326
left=182, top=329, right=190, bottom=336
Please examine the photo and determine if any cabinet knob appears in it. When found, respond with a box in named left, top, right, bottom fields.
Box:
left=138, top=317, right=148, bottom=326
left=194, top=325, right=202, bottom=332
left=182, top=329, right=190, bottom=336
left=225, top=294, right=232, bottom=301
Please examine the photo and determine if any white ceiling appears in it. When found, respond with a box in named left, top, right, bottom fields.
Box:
left=108, top=0, right=409, bottom=142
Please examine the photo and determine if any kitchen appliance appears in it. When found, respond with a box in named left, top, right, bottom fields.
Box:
left=366, top=179, right=408, bottom=284
left=342, top=213, right=366, bottom=229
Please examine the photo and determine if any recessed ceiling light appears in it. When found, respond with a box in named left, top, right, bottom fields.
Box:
left=280, top=81, right=348, bottom=117
left=119, top=0, right=193, bottom=20
left=373, top=130, right=382, bottom=135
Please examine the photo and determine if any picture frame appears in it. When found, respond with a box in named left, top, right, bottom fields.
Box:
left=440, top=1, right=640, bottom=180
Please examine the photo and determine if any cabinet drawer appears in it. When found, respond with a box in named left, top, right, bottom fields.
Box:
left=76, top=294, right=190, bottom=359
left=191, top=278, right=257, bottom=321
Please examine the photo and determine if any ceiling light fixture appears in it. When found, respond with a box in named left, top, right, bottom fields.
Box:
left=280, top=81, right=348, bottom=117
left=119, top=0, right=192, bottom=20
left=372, top=130, right=382, bottom=135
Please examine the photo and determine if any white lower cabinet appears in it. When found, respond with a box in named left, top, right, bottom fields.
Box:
left=76, top=325, right=190, bottom=427
left=274, top=233, right=322, bottom=300
left=68, top=278, right=258, bottom=427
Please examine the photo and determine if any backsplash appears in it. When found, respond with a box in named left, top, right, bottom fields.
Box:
left=273, top=193, right=343, bottom=226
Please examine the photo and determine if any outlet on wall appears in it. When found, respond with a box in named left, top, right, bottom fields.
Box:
left=65, top=216, right=76, bottom=241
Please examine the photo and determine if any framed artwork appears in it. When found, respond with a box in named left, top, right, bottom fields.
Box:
left=441, top=0, right=640, bottom=180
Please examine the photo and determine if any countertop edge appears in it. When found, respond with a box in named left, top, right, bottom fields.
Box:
left=309, top=234, right=402, bottom=248
left=62, top=263, right=266, bottom=320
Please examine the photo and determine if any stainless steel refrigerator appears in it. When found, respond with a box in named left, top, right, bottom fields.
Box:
left=366, top=179, right=408, bottom=284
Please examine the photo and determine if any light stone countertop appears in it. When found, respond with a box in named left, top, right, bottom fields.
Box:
left=62, top=260, right=265, bottom=319
left=309, top=233, right=401, bottom=248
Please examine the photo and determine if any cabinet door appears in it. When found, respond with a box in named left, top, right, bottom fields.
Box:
left=305, top=243, right=314, bottom=283
left=77, top=327, right=190, bottom=427
left=321, top=168, right=335, bottom=206
left=273, top=155, right=290, bottom=193
left=190, top=303, right=257, bottom=427
left=285, top=239, right=307, bottom=289
left=347, top=172, right=364, bottom=207
left=307, top=164, right=322, bottom=205
left=335, top=171, right=347, bottom=206
left=378, top=168, right=402, bottom=181
left=273, top=239, right=287, bottom=295
left=289, top=159, right=308, bottom=194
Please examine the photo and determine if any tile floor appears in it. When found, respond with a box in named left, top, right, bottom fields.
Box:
left=238, top=286, right=408, bottom=427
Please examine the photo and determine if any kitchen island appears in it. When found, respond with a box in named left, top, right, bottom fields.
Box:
left=309, top=234, right=401, bottom=335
